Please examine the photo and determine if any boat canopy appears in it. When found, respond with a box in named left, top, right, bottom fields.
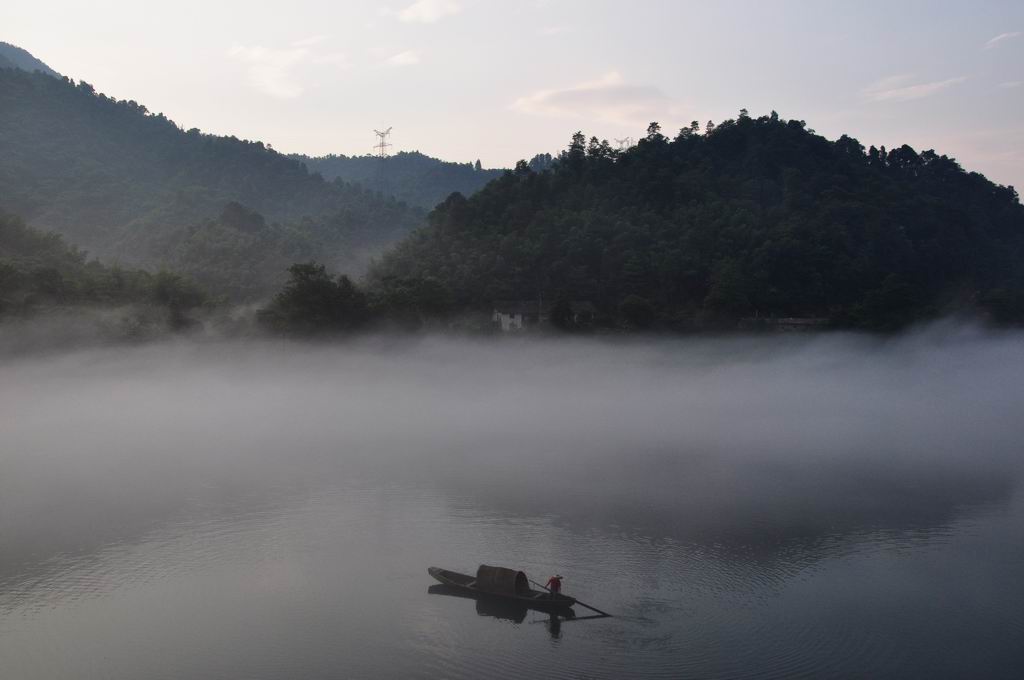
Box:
left=476, top=564, right=530, bottom=596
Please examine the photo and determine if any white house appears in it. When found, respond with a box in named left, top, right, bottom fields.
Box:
left=491, top=300, right=596, bottom=331
left=492, top=300, right=543, bottom=331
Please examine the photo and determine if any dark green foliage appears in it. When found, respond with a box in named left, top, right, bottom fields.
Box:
left=619, top=295, right=656, bottom=329
left=295, top=151, right=505, bottom=210
left=0, top=68, right=424, bottom=279
left=258, top=263, right=370, bottom=335
left=150, top=195, right=416, bottom=302
left=218, top=202, right=267, bottom=233
left=0, top=211, right=204, bottom=320
left=527, top=153, right=555, bottom=173
left=549, top=298, right=575, bottom=330
left=258, top=261, right=460, bottom=334
left=369, top=113, right=1024, bottom=330
left=368, top=274, right=452, bottom=330
left=704, top=259, right=750, bottom=318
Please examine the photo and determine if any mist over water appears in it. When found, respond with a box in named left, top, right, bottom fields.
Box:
left=2, top=326, right=1023, bottom=679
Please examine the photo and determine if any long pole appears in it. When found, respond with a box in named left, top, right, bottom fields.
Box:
left=530, top=614, right=609, bottom=624
left=529, top=578, right=612, bottom=617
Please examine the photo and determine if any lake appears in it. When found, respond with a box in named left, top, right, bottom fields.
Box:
left=2, top=328, right=1023, bottom=679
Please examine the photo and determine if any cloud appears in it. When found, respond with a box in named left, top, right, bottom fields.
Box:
left=292, top=35, right=328, bottom=47
left=998, top=80, right=1022, bottom=89
left=229, top=45, right=310, bottom=98
left=311, top=52, right=351, bottom=67
left=513, top=71, right=682, bottom=127
left=862, top=74, right=967, bottom=102
left=984, top=31, right=1021, bottom=49
left=393, top=0, right=461, bottom=23
left=386, top=50, right=421, bottom=66
left=229, top=43, right=349, bottom=99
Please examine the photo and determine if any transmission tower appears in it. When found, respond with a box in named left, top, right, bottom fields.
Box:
left=614, top=137, right=635, bottom=151
left=373, top=127, right=393, bottom=158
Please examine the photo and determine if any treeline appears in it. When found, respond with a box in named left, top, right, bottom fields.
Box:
left=360, top=112, right=1024, bottom=331
left=152, top=197, right=419, bottom=301
left=258, top=262, right=451, bottom=335
left=7, top=44, right=1023, bottom=336
left=0, top=67, right=424, bottom=277
left=296, top=151, right=504, bottom=210
left=0, top=211, right=206, bottom=330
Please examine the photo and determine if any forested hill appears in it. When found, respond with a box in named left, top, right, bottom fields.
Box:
left=369, top=113, right=1024, bottom=330
left=0, top=210, right=204, bottom=329
left=295, top=151, right=504, bottom=210
left=0, top=67, right=424, bottom=278
left=0, top=42, right=58, bottom=76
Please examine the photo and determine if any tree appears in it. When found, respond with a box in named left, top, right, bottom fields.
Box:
left=151, top=270, right=204, bottom=309
left=0, top=211, right=208, bottom=328
left=359, top=118, right=1024, bottom=332
left=370, top=274, right=451, bottom=330
left=622, top=254, right=651, bottom=295
left=528, top=153, right=554, bottom=172
left=259, top=262, right=370, bottom=335
left=549, top=297, right=575, bottom=330
left=151, top=270, right=206, bottom=328
left=646, top=121, right=664, bottom=142
left=565, top=131, right=587, bottom=173
left=704, top=259, right=750, bottom=318
left=569, top=131, right=586, bottom=155
left=619, top=295, right=656, bottom=328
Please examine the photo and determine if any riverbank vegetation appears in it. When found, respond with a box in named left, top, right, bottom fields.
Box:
left=0, top=211, right=208, bottom=344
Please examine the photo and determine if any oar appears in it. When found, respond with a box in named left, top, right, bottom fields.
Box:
left=530, top=614, right=610, bottom=624
left=529, top=578, right=612, bottom=617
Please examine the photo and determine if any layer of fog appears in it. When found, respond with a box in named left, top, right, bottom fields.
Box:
left=0, top=307, right=253, bottom=356
left=2, top=323, right=1023, bottom=574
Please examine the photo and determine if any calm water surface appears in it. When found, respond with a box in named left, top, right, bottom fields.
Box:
left=2, top=332, right=1023, bottom=679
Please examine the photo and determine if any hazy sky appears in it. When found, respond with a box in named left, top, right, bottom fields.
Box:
left=3, top=1, right=1022, bottom=188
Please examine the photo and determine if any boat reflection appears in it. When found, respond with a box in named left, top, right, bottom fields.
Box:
left=428, top=584, right=577, bottom=636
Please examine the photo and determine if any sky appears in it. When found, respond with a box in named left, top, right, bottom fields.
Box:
left=3, top=0, right=1023, bottom=189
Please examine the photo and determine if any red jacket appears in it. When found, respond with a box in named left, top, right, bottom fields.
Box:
left=546, top=576, right=562, bottom=593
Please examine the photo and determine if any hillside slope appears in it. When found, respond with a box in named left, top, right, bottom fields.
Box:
left=0, top=42, right=58, bottom=76
left=0, top=210, right=203, bottom=325
left=0, top=68, right=423, bottom=281
left=369, top=114, right=1024, bottom=330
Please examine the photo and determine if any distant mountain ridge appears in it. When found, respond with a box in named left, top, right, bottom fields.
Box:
left=295, top=151, right=505, bottom=210
left=0, top=42, right=58, bottom=76
left=0, top=66, right=424, bottom=299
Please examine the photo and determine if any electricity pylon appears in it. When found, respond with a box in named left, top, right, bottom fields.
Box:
left=374, top=127, right=393, bottom=158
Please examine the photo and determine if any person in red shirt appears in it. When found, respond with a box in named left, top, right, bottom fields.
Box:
left=546, top=574, right=563, bottom=598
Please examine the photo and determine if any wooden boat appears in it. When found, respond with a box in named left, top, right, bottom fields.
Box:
left=428, top=565, right=577, bottom=609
